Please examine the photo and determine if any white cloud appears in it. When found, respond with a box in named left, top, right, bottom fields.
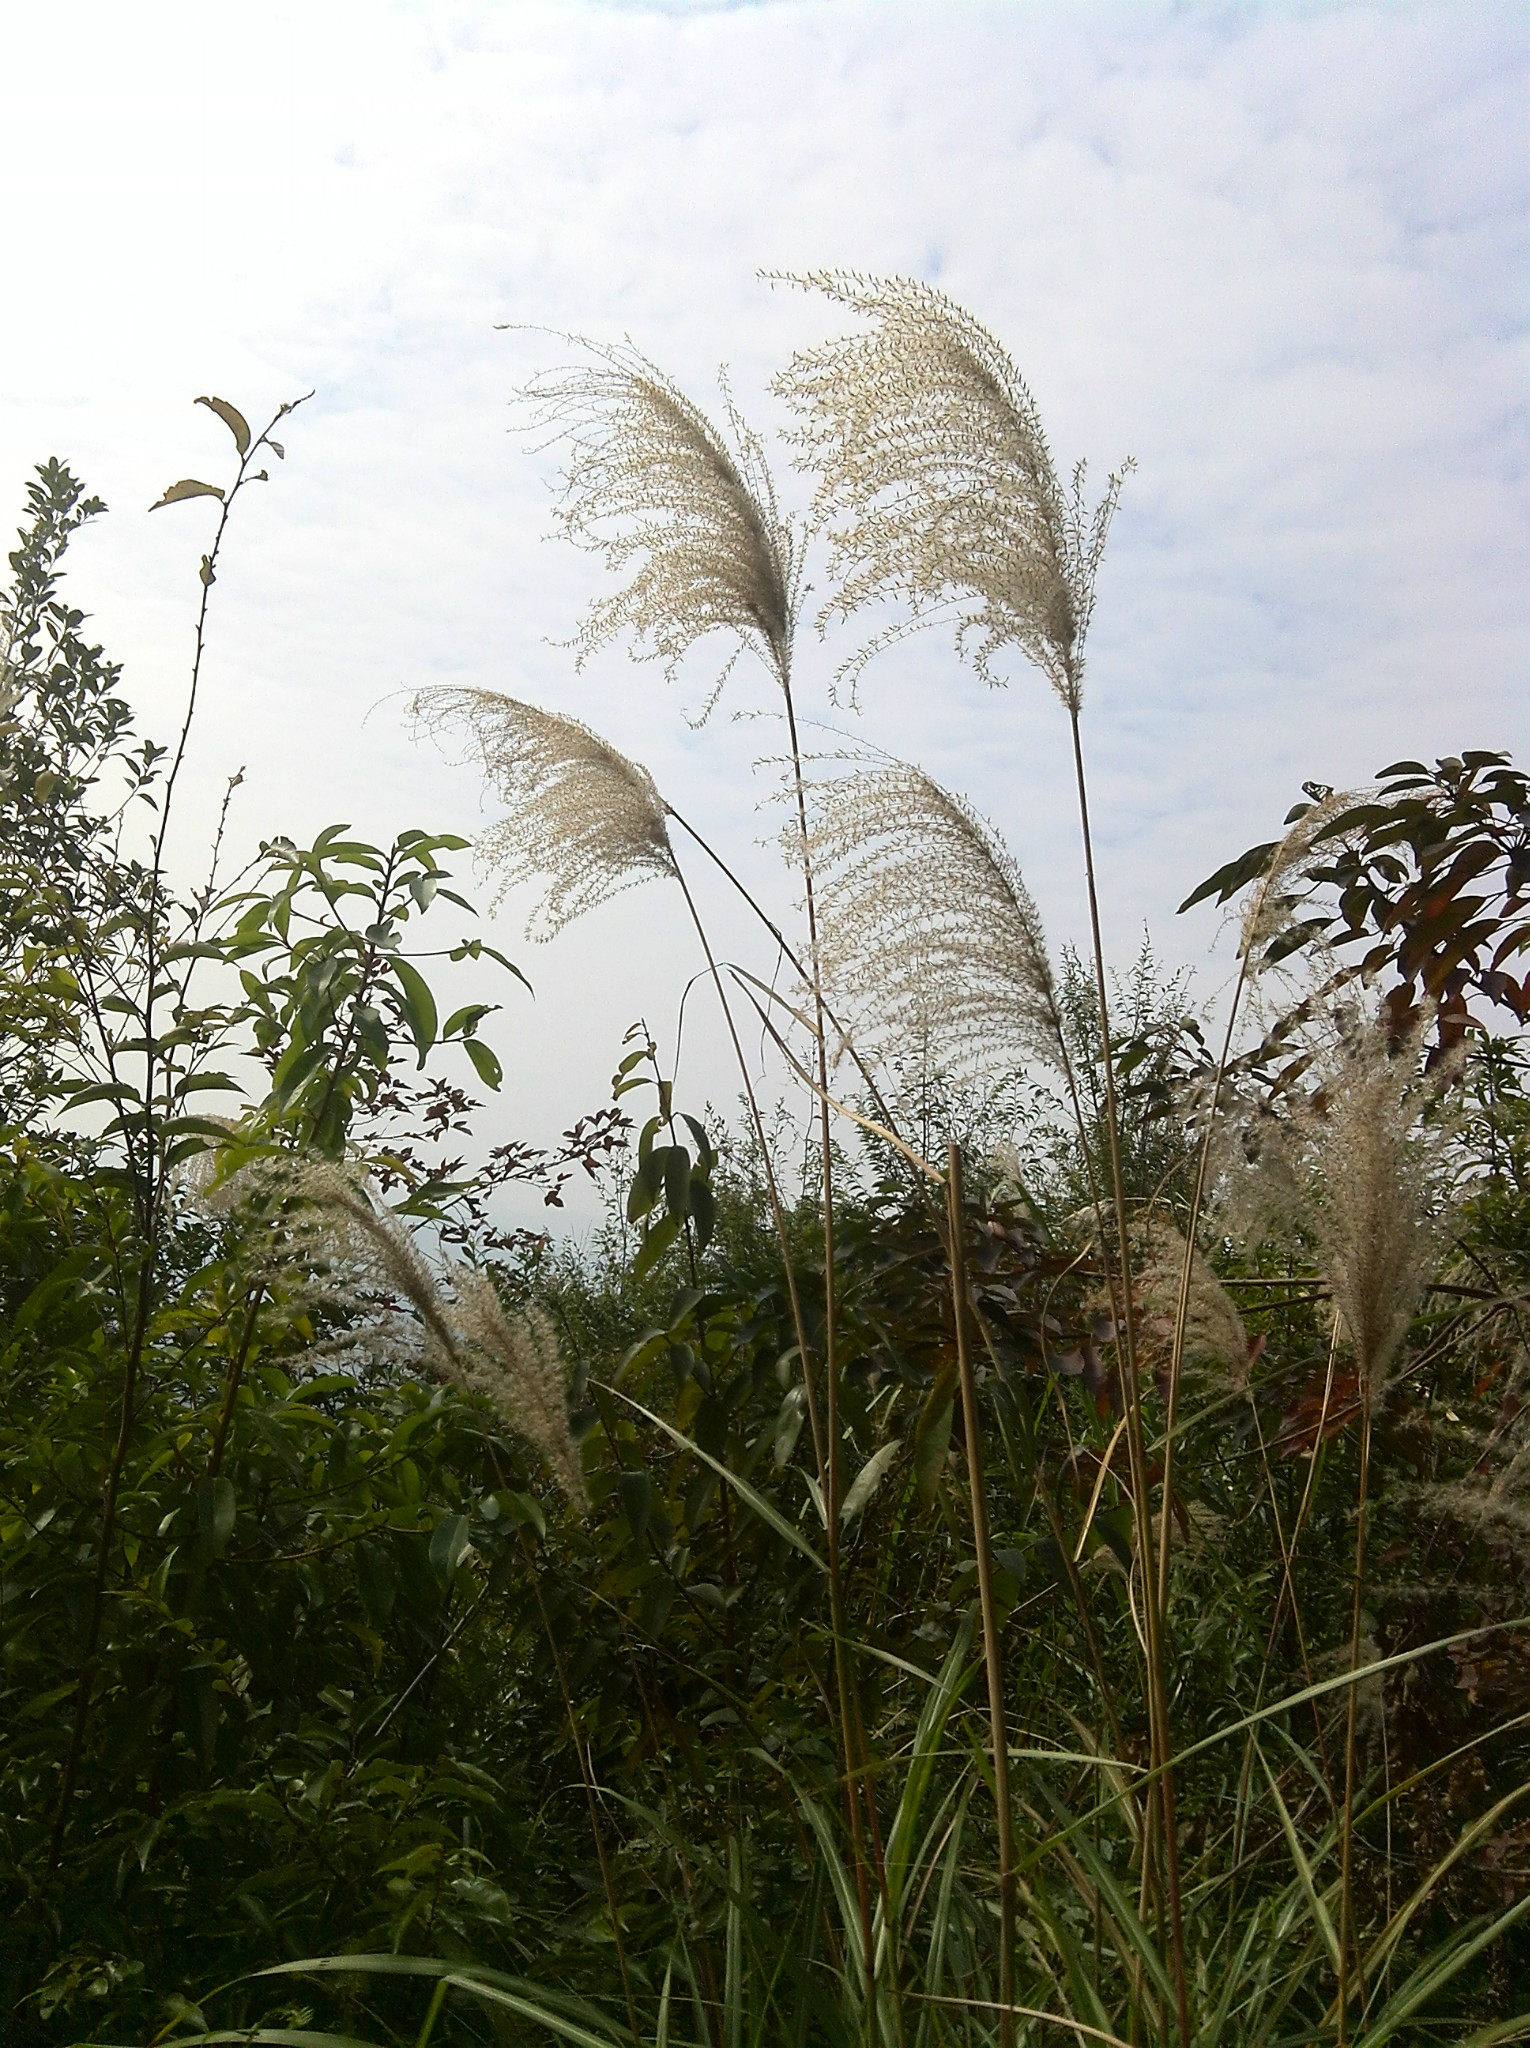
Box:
left=1, top=0, right=1524, bottom=1219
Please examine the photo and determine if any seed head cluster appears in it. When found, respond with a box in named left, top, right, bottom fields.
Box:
left=1238, top=787, right=1366, bottom=965
left=521, top=340, right=801, bottom=714
left=1219, top=1014, right=1452, bottom=1398
left=412, top=689, right=676, bottom=941
left=1129, top=1212, right=1253, bottom=1394
left=190, top=1151, right=585, bottom=1504
left=771, top=271, right=1128, bottom=709
left=801, top=759, right=1065, bottom=1085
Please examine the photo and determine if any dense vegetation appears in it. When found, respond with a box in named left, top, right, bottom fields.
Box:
left=2, top=284, right=1527, bottom=2048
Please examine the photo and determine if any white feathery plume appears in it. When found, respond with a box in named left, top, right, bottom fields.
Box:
left=410, top=689, right=676, bottom=941
left=770, top=271, right=1129, bottom=709
left=520, top=339, right=802, bottom=713
left=1307, top=1022, right=1450, bottom=1398
left=190, top=1151, right=586, bottom=1504
left=1129, top=1213, right=1253, bottom=1394
left=799, top=759, right=1065, bottom=1085
left=1238, top=788, right=1368, bottom=966
left=446, top=1274, right=586, bottom=1506
left=1220, top=1012, right=1452, bottom=1397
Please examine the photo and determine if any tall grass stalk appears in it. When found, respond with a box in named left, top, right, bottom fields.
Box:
left=946, top=1143, right=1016, bottom=2048
left=1065, top=708, right=1190, bottom=2047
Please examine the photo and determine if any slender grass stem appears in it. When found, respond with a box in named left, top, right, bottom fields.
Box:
left=1337, top=1394, right=1374, bottom=2046
left=1066, top=707, right=1189, bottom=2048
left=779, top=674, right=882, bottom=2030
left=947, top=1143, right=1016, bottom=2048
left=524, top=1535, right=642, bottom=2047
left=672, top=862, right=826, bottom=1499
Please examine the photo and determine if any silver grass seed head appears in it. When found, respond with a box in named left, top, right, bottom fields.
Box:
left=445, top=1274, right=586, bottom=1507
left=411, top=688, right=676, bottom=941
left=1239, top=788, right=1368, bottom=965
left=1307, top=1021, right=1450, bottom=1398
left=770, top=270, right=1129, bottom=710
left=1128, top=1213, right=1253, bottom=1394
left=1219, top=1011, right=1454, bottom=1398
left=521, top=340, right=803, bottom=715
left=799, top=758, right=1066, bottom=1089
left=187, top=1153, right=585, bottom=1505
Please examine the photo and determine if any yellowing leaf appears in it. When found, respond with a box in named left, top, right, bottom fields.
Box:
left=196, top=394, right=251, bottom=454
left=150, top=478, right=225, bottom=512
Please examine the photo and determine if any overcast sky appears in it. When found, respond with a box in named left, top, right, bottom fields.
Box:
left=1, top=0, right=1524, bottom=1220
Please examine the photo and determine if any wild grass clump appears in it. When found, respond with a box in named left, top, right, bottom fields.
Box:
left=3, top=291, right=1525, bottom=2048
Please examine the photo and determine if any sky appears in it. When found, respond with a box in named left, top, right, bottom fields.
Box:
left=1, top=0, right=1525, bottom=1222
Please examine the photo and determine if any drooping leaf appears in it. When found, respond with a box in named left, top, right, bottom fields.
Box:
left=429, top=1513, right=472, bottom=1579
left=150, top=478, right=225, bottom=511
left=354, top=1538, right=397, bottom=1626
left=1178, top=839, right=1278, bottom=914
left=631, top=1211, right=681, bottom=1280
left=196, top=394, right=252, bottom=453
left=914, top=1368, right=956, bottom=1506
left=462, top=1038, right=503, bottom=1092
left=618, top=1469, right=651, bottom=1543
left=840, top=1439, right=901, bottom=1523
left=196, top=1475, right=237, bottom=1560
left=388, top=956, right=438, bottom=1066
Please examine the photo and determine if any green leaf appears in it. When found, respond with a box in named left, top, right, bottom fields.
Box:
left=619, top=1469, right=652, bottom=1543
left=429, top=1513, right=472, bottom=1579
left=150, top=477, right=225, bottom=511
left=688, top=1174, right=715, bottom=1250
left=840, top=1439, right=901, bottom=1523
left=355, top=1538, right=396, bottom=1626
left=681, top=1114, right=715, bottom=1173
left=662, top=1144, right=692, bottom=1217
left=442, top=1002, right=497, bottom=1039
left=1178, top=838, right=1279, bottom=914
left=196, top=394, right=251, bottom=453
left=610, top=1387, right=825, bottom=1571
left=449, top=937, right=533, bottom=992
left=631, top=1211, right=680, bottom=1280
left=773, top=1386, right=806, bottom=1470
left=196, top=1475, right=237, bottom=1560
left=389, top=956, right=438, bottom=1067
left=914, top=1374, right=955, bottom=1506
left=462, top=1038, right=502, bottom=1092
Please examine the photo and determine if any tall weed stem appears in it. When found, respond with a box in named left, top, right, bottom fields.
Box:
left=1337, top=1396, right=1374, bottom=2046
left=1066, top=708, right=1190, bottom=2047
left=946, top=1144, right=1016, bottom=2048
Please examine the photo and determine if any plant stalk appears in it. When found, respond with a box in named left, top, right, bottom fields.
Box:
left=1337, top=1392, right=1374, bottom=2046
left=1066, top=707, right=1190, bottom=2047
left=947, top=1143, right=1016, bottom=2048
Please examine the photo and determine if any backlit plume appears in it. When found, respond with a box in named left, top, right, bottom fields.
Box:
left=771, top=271, right=1129, bottom=709
left=411, top=689, right=676, bottom=940
left=190, top=1152, right=586, bottom=1504
left=1131, top=1213, right=1253, bottom=1394
left=520, top=339, right=802, bottom=713
left=1305, top=1023, right=1450, bottom=1398
left=1238, top=787, right=1367, bottom=965
left=801, top=759, right=1065, bottom=1083
left=1220, top=1013, right=1452, bottom=1398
